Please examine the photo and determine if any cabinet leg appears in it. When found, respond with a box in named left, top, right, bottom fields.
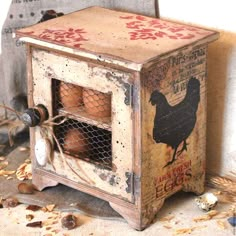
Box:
left=182, top=172, right=205, bottom=195
left=32, top=172, right=59, bottom=191
left=110, top=199, right=165, bottom=231
left=141, top=198, right=165, bottom=228
left=109, top=202, right=143, bottom=231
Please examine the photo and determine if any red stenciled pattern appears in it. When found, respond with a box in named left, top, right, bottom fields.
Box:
left=24, top=28, right=88, bottom=48
left=120, top=15, right=209, bottom=40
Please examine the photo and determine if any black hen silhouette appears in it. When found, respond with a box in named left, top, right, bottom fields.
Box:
left=150, top=77, right=200, bottom=167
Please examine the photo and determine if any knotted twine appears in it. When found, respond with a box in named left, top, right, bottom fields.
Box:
left=0, top=104, right=94, bottom=185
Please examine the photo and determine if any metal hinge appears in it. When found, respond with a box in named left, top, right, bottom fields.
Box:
left=125, top=172, right=140, bottom=195
left=124, top=83, right=133, bottom=106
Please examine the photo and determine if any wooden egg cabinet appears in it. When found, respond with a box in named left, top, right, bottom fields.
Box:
left=17, top=7, right=219, bottom=230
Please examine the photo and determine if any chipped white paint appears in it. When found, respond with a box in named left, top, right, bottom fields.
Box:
left=19, top=37, right=143, bottom=71
left=32, top=48, right=134, bottom=202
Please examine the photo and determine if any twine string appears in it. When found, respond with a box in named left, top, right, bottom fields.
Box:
left=0, top=104, right=94, bottom=185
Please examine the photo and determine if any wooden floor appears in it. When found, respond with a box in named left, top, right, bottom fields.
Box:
left=0, top=190, right=233, bottom=236
left=0, top=139, right=234, bottom=236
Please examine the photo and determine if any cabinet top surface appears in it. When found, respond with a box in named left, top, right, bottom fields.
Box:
left=16, top=6, right=218, bottom=67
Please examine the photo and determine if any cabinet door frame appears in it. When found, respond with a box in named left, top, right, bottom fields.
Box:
left=31, top=47, right=135, bottom=202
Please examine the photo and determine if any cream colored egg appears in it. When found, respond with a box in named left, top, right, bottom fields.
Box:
left=83, top=88, right=111, bottom=117
left=63, top=128, right=89, bottom=154
left=59, top=82, right=83, bottom=109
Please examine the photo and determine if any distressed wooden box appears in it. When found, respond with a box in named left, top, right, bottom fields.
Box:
left=16, top=7, right=219, bottom=230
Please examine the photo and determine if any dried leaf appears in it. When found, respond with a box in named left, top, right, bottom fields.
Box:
left=6, top=176, right=13, bottom=180
left=26, top=221, right=42, bottom=228
left=43, top=220, right=54, bottom=227
left=26, top=214, right=34, bottom=221
left=175, top=227, right=195, bottom=235
left=48, top=215, right=59, bottom=220
left=0, top=170, right=15, bottom=176
left=193, top=214, right=211, bottom=222
left=26, top=205, right=41, bottom=211
left=217, top=220, right=227, bottom=229
left=207, top=210, right=219, bottom=217
left=43, top=219, right=58, bottom=226
left=16, top=163, right=32, bottom=180
left=213, top=212, right=230, bottom=219
left=46, top=204, right=56, bottom=212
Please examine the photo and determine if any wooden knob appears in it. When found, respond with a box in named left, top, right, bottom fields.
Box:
left=21, top=104, right=49, bottom=127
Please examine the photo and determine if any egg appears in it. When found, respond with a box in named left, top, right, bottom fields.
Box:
left=83, top=88, right=111, bottom=117
left=59, top=82, right=83, bottom=109
left=63, top=128, right=89, bottom=154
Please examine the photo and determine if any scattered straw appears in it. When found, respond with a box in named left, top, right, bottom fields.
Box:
left=207, top=175, right=236, bottom=194
left=216, top=220, right=227, bottom=230
left=0, top=103, right=95, bottom=185
left=160, top=214, right=175, bottom=222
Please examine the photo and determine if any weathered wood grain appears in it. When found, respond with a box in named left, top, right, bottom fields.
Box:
left=19, top=7, right=219, bottom=230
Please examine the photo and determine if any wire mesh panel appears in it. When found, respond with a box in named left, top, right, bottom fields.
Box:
left=55, top=119, right=112, bottom=169
left=52, top=79, right=112, bottom=170
left=53, top=79, right=111, bottom=118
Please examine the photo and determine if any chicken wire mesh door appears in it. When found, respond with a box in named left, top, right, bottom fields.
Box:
left=53, top=80, right=112, bottom=170
left=31, top=48, right=135, bottom=202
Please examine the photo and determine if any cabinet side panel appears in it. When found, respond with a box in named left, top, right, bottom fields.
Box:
left=141, top=45, right=207, bottom=223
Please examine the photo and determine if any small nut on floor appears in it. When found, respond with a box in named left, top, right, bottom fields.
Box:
left=2, top=197, right=19, bottom=208
left=195, top=193, right=218, bottom=211
left=61, top=214, right=78, bottom=230
left=18, top=183, right=35, bottom=194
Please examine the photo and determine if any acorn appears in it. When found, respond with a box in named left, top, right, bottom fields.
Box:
left=59, top=82, right=83, bottom=109
left=2, top=197, right=19, bottom=208
left=63, top=128, right=89, bottom=154
left=83, top=88, right=111, bottom=117
left=61, top=214, right=78, bottom=230
left=18, top=183, right=35, bottom=194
